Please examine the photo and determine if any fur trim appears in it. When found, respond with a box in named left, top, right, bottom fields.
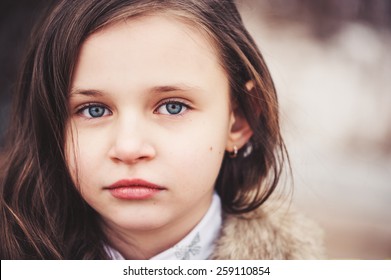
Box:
left=210, top=204, right=325, bottom=259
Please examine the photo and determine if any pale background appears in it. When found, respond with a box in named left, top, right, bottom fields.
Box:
left=1, top=0, right=390, bottom=259
left=237, top=0, right=391, bottom=259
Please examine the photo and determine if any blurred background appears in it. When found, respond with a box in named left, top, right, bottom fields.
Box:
left=1, top=0, right=390, bottom=259
left=0, top=0, right=50, bottom=145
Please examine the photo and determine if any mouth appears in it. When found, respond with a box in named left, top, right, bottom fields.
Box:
left=105, top=179, right=165, bottom=200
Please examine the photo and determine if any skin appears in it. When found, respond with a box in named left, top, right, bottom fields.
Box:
left=65, top=15, right=248, bottom=259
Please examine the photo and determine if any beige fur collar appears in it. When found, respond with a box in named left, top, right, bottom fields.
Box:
left=210, top=203, right=325, bottom=259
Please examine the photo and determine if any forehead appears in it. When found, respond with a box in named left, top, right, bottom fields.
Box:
left=83, top=14, right=221, bottom=65
left=72, top=14, right=227, bottom=90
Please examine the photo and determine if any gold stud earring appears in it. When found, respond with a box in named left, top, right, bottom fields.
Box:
left=229, top=145, right=238, bottom=158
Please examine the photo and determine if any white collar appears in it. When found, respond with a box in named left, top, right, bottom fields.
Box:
left=105, top=193, right=222, bottom=260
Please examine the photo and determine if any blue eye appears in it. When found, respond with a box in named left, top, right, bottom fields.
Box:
left=78, top=104, right=110, bottom=118
left=156, top=101, right=188, bottom=115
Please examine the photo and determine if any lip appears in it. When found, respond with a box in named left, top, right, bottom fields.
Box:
left=105, top=179, right=165, bottom=200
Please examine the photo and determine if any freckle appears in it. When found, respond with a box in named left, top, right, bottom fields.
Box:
left=209, top=146, right=213, bottom=151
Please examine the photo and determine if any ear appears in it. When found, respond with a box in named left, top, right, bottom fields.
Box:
left=226, top=81, right=254, bottom=153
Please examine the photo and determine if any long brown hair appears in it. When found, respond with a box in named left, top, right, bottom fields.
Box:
left=0, top=0, right=288, bottom=259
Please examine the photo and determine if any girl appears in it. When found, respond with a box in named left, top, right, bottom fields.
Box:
left=0, top=0, right=324, bottom=259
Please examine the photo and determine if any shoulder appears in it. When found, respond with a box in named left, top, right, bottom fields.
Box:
left=210, top=201, right=325, bottom=259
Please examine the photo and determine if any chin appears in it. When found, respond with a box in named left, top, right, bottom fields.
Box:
left=110, top=213, right=169, bottom=232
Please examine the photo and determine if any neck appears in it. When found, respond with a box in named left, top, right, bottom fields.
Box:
left=102, top=199, right=212, bottom=259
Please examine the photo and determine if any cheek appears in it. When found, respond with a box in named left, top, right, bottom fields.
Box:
left=163, top=124, right=227, bottom=189
left=64, top=131, right=96, bottom=199
left=184, top=145, right=225, bottom=195
left=65, top=136, right=93, bottom=176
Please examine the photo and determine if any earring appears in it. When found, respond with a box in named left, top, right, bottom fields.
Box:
left=242, top=141, right=253, bottom=158
left=229, top=145, right=238, bottom=158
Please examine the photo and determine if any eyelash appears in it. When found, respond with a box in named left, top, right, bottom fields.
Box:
left=74, top=99, right=191, bottom=119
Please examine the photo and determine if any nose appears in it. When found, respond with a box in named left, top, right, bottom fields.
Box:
left=108, top=117, right=156, bottom=164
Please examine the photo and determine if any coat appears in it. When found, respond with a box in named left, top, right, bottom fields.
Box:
left=210, top=203, right=325, bottom=259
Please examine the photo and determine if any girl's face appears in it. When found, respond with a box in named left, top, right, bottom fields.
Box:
left=66, top=16, right=235, bottom=235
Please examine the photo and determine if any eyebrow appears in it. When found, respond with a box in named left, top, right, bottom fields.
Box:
left=149, top=84, right=201, bottom=94
left=69, top=89, right=104, bottom=97
left=70, top=84, right=201, bottom=97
